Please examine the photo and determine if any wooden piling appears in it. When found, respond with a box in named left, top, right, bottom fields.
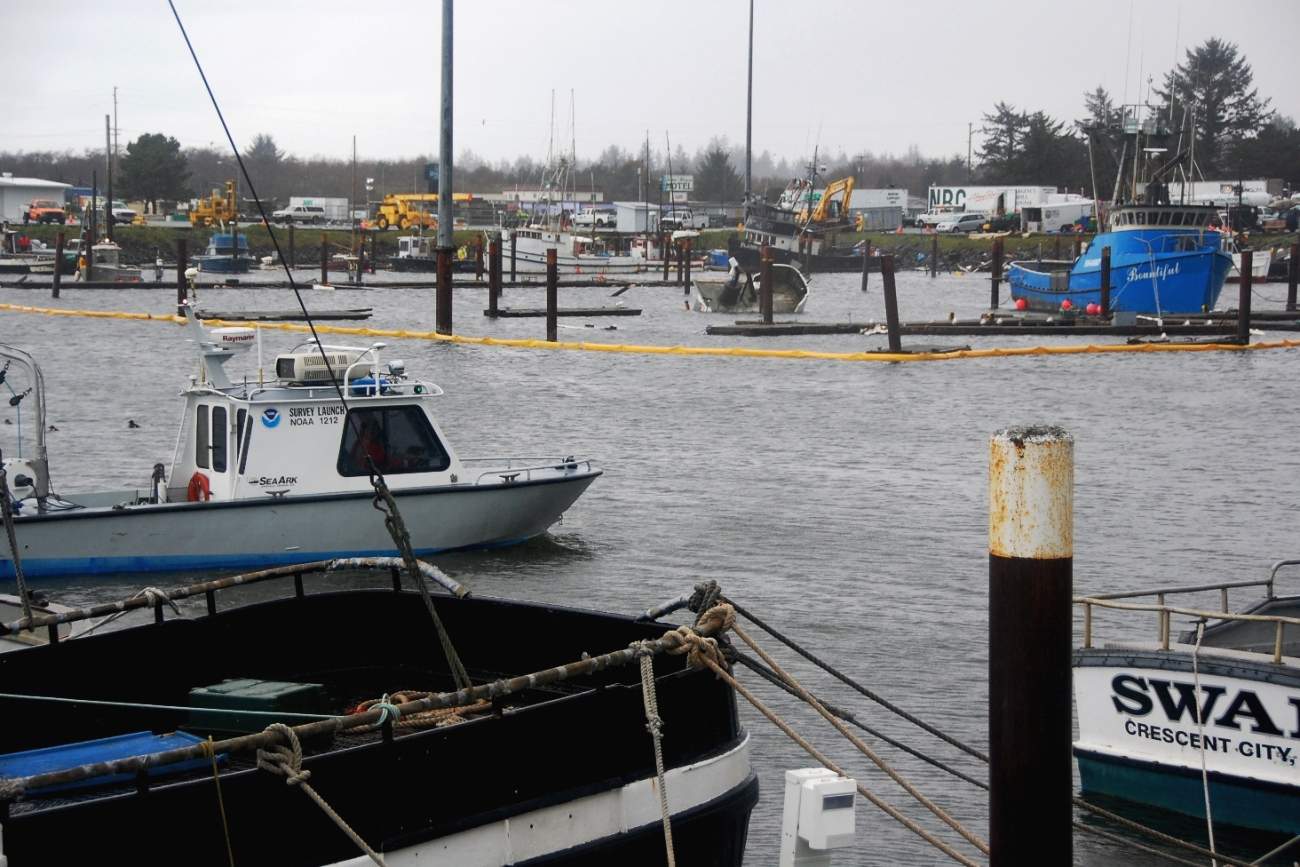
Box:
left=357, top=233, right=366, bottom=283
left=369, top=231, right=376, bottom=274
left=683, top=237, right=692, bottom=294
left=1099, top=246, right=1112, bottom=317
left=881, top=253, right=902, bottom=354
left=231, top=223, right=239, bottom=275
left=320, top=234, right=328, bottom=286
left=760, top=244, right=773, bottom=325
left=509, top=233, right=517, bottom=281
left=546, top=247, right=558, bottom=342
left=1288, top=242, right=1298, bottom=312
left=474, top=235, right=484, bottom=281
left=860, top=239, right=870, bottom=292
left=288, top=224, right=295, bottom=270
left=663, top=232, right=671, bottom=282
left=488, top=237, right=501, bottom=318
left=990, top=237, right=1003, bottom=309
left=176, top=239, right=188, bottom=315
left=51, top=232, right=65, bottom=299
left=989, top=426, right=1073, bottom=867
left=435, top=247, right=453, bottom=335
left=1238, top=249, right=1253, bottom=344
left=930, top=233, right=938, bottom=278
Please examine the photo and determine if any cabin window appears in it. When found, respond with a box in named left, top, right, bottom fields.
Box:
left=238, top=418, right=252, bottom=475
left=1158, top=211, right=1171, bottom=225
left=1134, top=212, right=1146, bottom=225
left=235, top=409, right=247, bottom=457
left=196, top=405, right=210, bottom=469
left=211, top=406, right=228, bottom=473
left=1170, top=212, right=1184, bottom=226
left=337, top=406, right=450, bottom=477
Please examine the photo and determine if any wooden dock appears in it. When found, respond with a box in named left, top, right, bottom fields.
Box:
left=196, top=309, right=373, bottom=321
left=486, top=307, right=641, bottom=318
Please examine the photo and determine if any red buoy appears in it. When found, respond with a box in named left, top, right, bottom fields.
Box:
left=1085, top=302, right=1099, bottom=315
left=1061, top=299, right=1073, bottom=310
left=1015, top=299, right=1027, bottom=310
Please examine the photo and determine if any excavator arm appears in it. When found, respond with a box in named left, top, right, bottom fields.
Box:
left=809, top=176, right=854, bottom=223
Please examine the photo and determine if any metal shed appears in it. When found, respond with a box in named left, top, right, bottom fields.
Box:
left=0, top=175, right=73, bottom=223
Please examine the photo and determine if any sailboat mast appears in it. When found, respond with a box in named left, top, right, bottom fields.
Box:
left=745, top=0, right=753, bottom=197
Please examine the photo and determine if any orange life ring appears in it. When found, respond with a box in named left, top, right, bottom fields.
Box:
left=187, top=471, right=211, bottom=502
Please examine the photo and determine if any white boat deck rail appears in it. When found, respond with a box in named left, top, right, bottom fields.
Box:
left=459, top=456, right=591, bottom=485
left=1076, top=559, right=1300, bottom=664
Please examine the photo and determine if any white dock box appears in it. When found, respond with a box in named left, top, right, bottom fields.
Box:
left=779, top=768, right=857, bottom=867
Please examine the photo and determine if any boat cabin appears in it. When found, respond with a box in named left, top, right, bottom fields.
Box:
left=1107, top=204, right=1220, bottom=232
left=396, top=236, right=435, bottom=259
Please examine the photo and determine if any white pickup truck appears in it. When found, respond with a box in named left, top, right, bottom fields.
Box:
left=659, top=209, right=707, bottom=230
left=571, top=208, right=616, bottom=229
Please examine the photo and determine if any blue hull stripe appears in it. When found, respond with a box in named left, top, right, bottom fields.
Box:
left=1076, top=749, right=1300, bottom=834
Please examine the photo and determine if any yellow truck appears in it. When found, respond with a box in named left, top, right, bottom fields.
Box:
left=189, top=181, right=239, bottom=227
left=371, top=193, right=471, bottom=230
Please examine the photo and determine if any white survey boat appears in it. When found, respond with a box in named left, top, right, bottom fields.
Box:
left=0, top=310, right=600, bottom=577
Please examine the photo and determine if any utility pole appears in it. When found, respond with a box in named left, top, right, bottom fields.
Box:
left=435, top=0, right=454, bottom=335
left=105, top=115, right=114, bottom=242
left=744, top=0, right=753, bottom=197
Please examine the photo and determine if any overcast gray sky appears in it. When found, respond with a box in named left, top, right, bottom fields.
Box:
left=4, top=0, right=1297, bottom=167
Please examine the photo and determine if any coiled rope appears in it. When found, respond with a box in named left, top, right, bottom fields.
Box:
left=256, top=723, right=387, bottom=867
left=4, top=303, right=1300, bottom=363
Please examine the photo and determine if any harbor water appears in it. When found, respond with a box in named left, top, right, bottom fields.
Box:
left=1, top=267, right=1297, bottom=865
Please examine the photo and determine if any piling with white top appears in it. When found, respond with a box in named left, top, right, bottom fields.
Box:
left=988, top=426, right=1073, bottom=867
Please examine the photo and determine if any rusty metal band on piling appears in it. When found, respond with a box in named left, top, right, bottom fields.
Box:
left=760, top=245, right=773, bottom=325
left=176, top=239, right=187, bottom=315
left=880, top=254, right=902, bottom=354
left=546, top=247, right=558, bottom=342
left=1238, top=249, right=1253, bottom=344
left=1288, top=242, right=1298, bottom=312
left=990, top=238, right=1002, bottom=308
left=1099, top=246, right=1111, bottom=317
left=435, top=247, right=454, bottom=335
left=988, top=426, right=1073, bottom=867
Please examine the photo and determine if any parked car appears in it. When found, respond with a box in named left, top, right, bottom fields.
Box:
left=660, top=209, right=707, bottom=230
left=571, top=208, right=616, bottom=229
left=935, top=212, right=988, bottom=234
left=271, top=205, right=327, bottom=224
left=110, top=200, right=138, bottom=224
left=24, top=199, right=66, bottom=225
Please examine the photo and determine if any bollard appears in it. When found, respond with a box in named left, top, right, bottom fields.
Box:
left=1099, top=246, right=1111, bottom=317
left=510, top=232, right=517, bottom=282
left=474, top=235, right=484, bottom=281
left=930, top=233, right=938, bottom=278
left=488, top=237, right=501, bottom=317
left=546, top=247, right=558, bottom=342
left=1288, top=242, right=1298, bottom=312
left=860, top=240, right=870, bottom=292
left=990, top=237, right=1002, bottom=308
left=51, top=232, right=65, bottom=299
left=1238, top=249, right=1252, bottom=344
left=176, top=239, right=188, bottom=315
left=683, top=238, right=692, bottom=294
left=989, top=426, right=1073, bottom=867
left=320, top=234, right=328, bottom=286
left=435, top=247, right=453, bottom=335
left=760, top=244, right=773, bottom=325
left=288, top=224, right=296, bottom=270
left=880, top=254, right=902, bottom=354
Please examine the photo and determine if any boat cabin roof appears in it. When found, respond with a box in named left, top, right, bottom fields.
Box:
left=1108, top=204, right=1220, bottom=233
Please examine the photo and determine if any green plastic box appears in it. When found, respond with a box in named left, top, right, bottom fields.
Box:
left=187, top=678, right=329, bottom=735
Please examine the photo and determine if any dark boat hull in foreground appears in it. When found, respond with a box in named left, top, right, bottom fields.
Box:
left=0, top=587, right=756, bottom=866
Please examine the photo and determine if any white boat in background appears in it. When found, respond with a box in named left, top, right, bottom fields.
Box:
left=1229, top=247, right=1272, bottom=281
left=0, top=310, right=600, bottom=577
left=1074, top=560, right=1300, bottom=835
left=693, top=259, right=809, bottom=314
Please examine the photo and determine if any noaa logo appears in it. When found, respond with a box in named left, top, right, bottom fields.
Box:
left=261, top=408, right=281, bottom=428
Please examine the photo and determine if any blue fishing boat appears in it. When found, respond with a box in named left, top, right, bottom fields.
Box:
left=1008, top=204, right=1232, bottom=314
left=192, top=232, right=255, bottom=273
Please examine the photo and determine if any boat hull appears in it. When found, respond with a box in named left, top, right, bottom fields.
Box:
left=193, top=255, right=254, bottom=274
left=1074, top=647, right=1300, bottom=834
left=694, top=280, right=806, bottom=315
left=2, top=472, right=599, bottom=577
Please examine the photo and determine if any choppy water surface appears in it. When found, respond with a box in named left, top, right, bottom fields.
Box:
left=1, top=268, right=1297, bottom=865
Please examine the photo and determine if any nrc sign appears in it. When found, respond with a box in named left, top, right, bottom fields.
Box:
left=661, top=174, right=693, bottom=193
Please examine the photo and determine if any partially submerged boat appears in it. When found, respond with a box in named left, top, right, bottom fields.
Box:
left=0, top=562, right=757, bottom=866
left=1074, top=559, right=1300, bottom=835
left=0, top=311, right=600, bottom=577
left=731, top=174, right=861, bottom=273
left=1008, top=204, right=1232, bottom=314
left=193, top=233, right=255, bottom=274
left=81, top=242, right=141, bottom=282
left=693, top=259, right=809, bottom=314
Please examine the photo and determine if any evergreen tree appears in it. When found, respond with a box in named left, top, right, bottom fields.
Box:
left=1075, top=87, right=1125, bottom=200
left=1227, top=116, right=1300, bottom=188
left=978, top=103, right=1027, bottom=182
left=1159, top=38, right=1270, bottom=173
left=117, top=133, right=190, bottom=211
left=694, top=143, right=741, bottom=204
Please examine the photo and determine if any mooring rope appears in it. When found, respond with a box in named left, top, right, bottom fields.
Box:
left=638, top=647, right=676, bottom=867
left=255, top=723, right=387, bottom=867
left=1192, top=621, right=1219, bottom=867
left=727, top=600, right=988, bottom=762
left=0, top=455, right=34, bottom=629
left=1071, top=798, right=1257, bottom=867
left=202, top=736, right=236, bottom=867
left=1072, top=819, right=1206, bottom=867
left=731, top=622, right=988, bottom=856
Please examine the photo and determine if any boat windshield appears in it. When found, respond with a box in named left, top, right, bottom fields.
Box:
left=337, top=406, right=451, bottom=476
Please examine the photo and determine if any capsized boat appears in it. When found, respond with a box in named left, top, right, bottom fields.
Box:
left=731, top=172, right=861, bottom=273
left=0, top=312, right=600, bottom=577
left=693, top=259, right=809, bottom=314
left=0, top=563, right=757, bottom=866
left=193, top=233, right=255, bottom=273
left=1008, top=204, right=1232, bottom=314
left=1074, top=559, right=1300, bottom=835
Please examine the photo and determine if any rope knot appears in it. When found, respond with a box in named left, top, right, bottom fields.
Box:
left=370, top=695, right=401, bottom=730
left=257, top=723, right=311, bottom=786
left=667, top=626, right=728, bottom=672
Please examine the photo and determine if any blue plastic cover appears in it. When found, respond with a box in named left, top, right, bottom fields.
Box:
left=0, top=731, right=224, bottom=796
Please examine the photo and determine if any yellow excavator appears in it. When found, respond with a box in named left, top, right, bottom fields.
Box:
left=189, top=181, right=239, bottom=227
left=796, top=176, right=855, bottom=225
left=372, top=193, right=473, bottom=230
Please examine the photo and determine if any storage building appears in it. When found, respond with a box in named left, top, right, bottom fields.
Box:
left=0, top=175, right=72, bottom=223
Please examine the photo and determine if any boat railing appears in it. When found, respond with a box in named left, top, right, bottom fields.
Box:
left=459, top=456, right=591, bottom=485
left=1075, top=560, right=1300, bottom=663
